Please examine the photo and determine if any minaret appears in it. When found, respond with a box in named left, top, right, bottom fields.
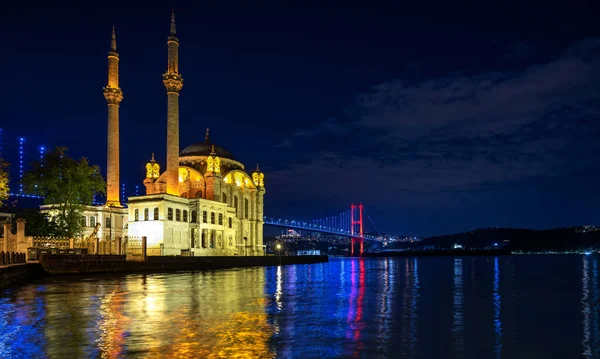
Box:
left=163, top=10, right=183, bottom=196
left=103, top=26, right=123, bottom=207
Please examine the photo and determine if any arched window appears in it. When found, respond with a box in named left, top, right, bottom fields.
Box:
left=176, top=209, right=181, bottom=221
left=134, top=209, right=139, bottom=221
left=210, top=212, right=215, bottom=224
left=90, top=216, right=96, bottom=227
left=153, top=207, right=159, bottom=220
left=218, top=213, right=223, bottom=225
left=223, top=193, right=228, bottom=204
left=244, top=198, right=249, bottom=219
left=144, top=208, right=149, bottom=221
left=195, top=190, right=203, bottom=198
left=183, top=210, right=188, bottom=222
left=82, top=216, right=87, bottom=227
left=181, top=192, right=188, bottom=199
left=234, top=196, right=238, bottom=215
left=191, top=210, right=197, bottom=223
left=202, top=231, right=207, bottom=248
left=167, top=208, right=173, bottom=221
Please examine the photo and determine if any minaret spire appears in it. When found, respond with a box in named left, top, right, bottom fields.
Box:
left=103, top=26, right=124, bottom=207
left=170, top=9, right=176, bottom=35
left=163, top=10, right=184, bottom=196
left=111, top=25, right=117, bottom=51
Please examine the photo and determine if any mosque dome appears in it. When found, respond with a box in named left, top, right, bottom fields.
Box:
left=179, top=129, right=235, bottom=160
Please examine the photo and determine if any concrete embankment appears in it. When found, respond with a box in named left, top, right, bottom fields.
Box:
left=0, top=263, right=45, bottom=289
left=39, top=254, right=328, bottom=275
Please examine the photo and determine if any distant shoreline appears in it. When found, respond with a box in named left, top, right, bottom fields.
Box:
left=359, top=249, right=511, bottom=257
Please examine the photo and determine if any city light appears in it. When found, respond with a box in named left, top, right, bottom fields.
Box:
left=19, top=137, right=24, bottom=194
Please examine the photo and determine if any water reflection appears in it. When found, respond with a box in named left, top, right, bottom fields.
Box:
left=452, top=258, right=464, bottom=357
left=2, top=256, right=599, bottom=358
left=346, top=259, right=366, bottom=356
left=582, top=255, right=599, bottom=358
left=376, top=258, right=394, bottom=356
left=493, top=257, right=502, bottom=358
left=1, top=269, right=272, bottom=358
left=97, top=285, right=127, bottom=358
left=400, top=258, right=419, bottom=358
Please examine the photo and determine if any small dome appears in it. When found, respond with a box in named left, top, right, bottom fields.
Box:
left=179, top=128, right=235, bottom=160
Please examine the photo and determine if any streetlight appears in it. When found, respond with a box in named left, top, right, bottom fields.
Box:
left=276, top=243, right=282, bottom=265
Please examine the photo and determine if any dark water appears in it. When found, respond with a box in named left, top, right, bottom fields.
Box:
left=1, top=256, right=599, bottom=358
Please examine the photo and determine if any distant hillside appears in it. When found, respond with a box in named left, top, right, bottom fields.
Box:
left=414, top=227, right=600, bottom=251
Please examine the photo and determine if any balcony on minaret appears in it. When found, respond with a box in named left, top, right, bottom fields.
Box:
left=103, top=86, right=123, bottom=105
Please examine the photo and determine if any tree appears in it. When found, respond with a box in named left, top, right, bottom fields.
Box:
left=0, top=156, right=8, bottom=206
left=23, top=147, right=106, bottom=237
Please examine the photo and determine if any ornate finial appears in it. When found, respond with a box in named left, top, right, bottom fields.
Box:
left=210, top=144, right=216, bottom=156
left=170, top=9, right=176, bottom=35
left=110, top=25, right=117, bottom=51
left=151, top=152, right=155, bottom=162
left=256, top=163, right=260, bottom=172
left=205, top=128, right=210, bottom=142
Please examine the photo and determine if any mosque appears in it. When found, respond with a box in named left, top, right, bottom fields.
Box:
left=74, top=12, right=266, bottom=256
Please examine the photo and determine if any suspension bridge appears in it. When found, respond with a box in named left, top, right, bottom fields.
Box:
left=264, top=203, right=380, bottom=255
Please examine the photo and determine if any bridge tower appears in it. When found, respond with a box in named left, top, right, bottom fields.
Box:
left=350, top=203, right=364, bottom=256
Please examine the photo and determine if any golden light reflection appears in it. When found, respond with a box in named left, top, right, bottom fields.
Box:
left=97, top=289, right=129, bottom=359
left=275, top=266, right=283, bottom=311
left=123, top=270, right=274, bottom=358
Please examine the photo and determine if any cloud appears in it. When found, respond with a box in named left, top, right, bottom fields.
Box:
left=275, top=139, right=293, bottom=149
left=268, top=38, right=600, bottom=207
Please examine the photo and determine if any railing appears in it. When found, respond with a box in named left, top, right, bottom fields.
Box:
left=0, top=251, right=27, bottom=265
left=32, top=237, right=71, bottom=249
left=124, top=236, right=143, bottom=259
left=147, top=244, right=162, bottom=256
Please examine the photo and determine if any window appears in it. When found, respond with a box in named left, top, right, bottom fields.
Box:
left=90, top=216, right=96, bottom=227
left=218, top=213, right=223, bottom=225
left=191, top=210, right=197, bottom=223
left=202, top=211, right=207, bottom=223
left=201, top=231, right=206, bottom=248
left=81, top=216, right=87, bottom=227
left=176, top=209, right=181, bottom=221
left=195, top=191, right=203, bottom=198
left=144, top=208, right=149, bottom=221
left=234, top=196, right=238, bottom=215
left=105, top=217, right=111, bottom=228
left=153, top=207, right=159, bottom=220
left=244, top=198, right=249, bottom=219
left=228, top=217, right=232, bottom=228
left=183, top=210, right=188, bottom=222
left=168, top=208, right=173, bottom=221
left=134, top=209, right=139, bottom=221
left=210, top=212, right=215, bottom=224
left=223, top=193, right=228, bottom=204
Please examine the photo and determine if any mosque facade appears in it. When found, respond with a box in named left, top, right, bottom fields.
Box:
left=77, top=12, right=265, bottom=256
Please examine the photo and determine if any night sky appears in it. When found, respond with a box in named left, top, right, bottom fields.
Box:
left=1, top=3, right=599, bottom=236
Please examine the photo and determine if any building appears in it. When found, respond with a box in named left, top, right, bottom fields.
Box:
left=50, top=12, right=266, bottom=256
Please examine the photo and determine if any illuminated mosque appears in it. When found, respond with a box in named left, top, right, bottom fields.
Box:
left=78, top=12, right=266, bottom=256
